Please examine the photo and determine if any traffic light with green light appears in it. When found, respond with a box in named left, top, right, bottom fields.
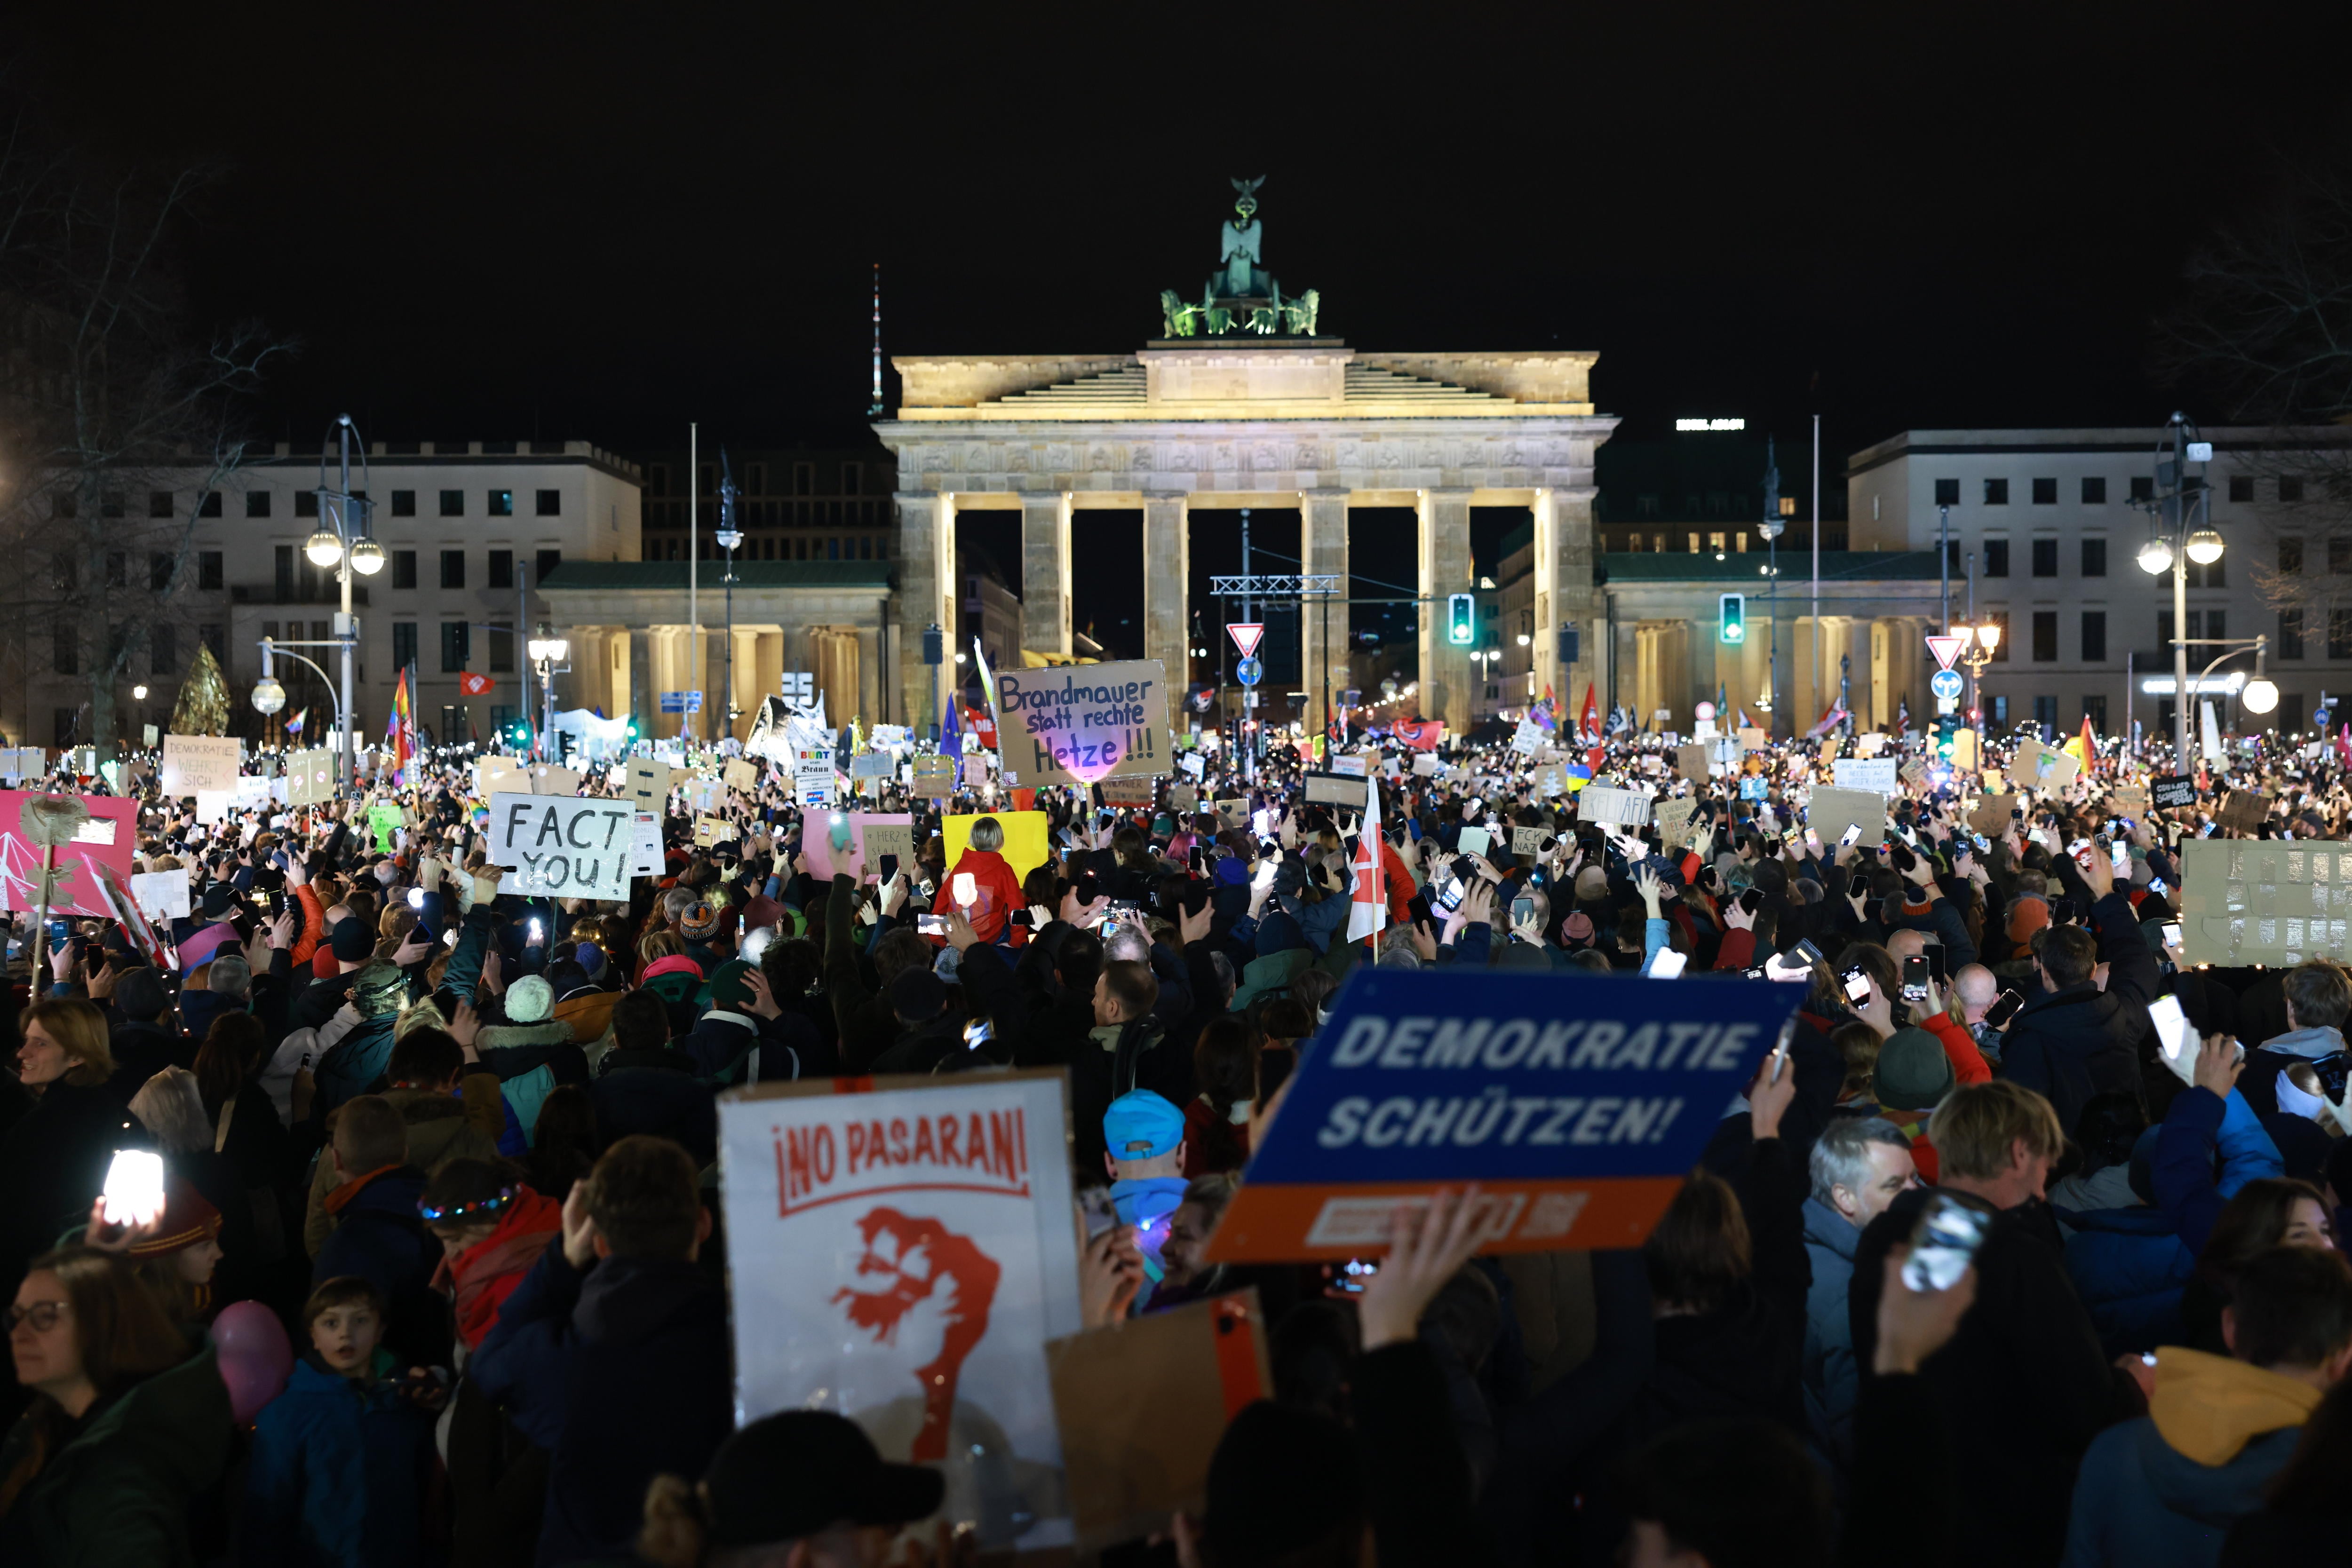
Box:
left=1719, top=594, right=1746, bottom=645
left=1447, top=593, right=1475, bottom=646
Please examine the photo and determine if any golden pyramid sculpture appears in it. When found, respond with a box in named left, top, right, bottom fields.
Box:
left=168, top=642, right=231, bottom=736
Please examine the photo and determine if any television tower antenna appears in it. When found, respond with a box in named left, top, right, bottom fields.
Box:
left=867, top=262, right=884, bottom=418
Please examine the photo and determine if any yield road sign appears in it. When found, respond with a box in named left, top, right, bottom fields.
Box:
left=1924, top=634, right=1965, bottom=672
left=1930, top=669, right=1965, bottom=701
left=1236, top=657, right=1264, bottom=687
left=1227, top=622, right=1265, bottom=658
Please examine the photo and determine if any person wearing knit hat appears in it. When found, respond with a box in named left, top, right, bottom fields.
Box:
left=124, top=1176, right=224, bottom=1318
left=675, top=958, right=807, bottom=1087
left=1875, top=1025, right=1958, bottom=1181
left=505, top=974, right=555, bottom=1026
left=2007, top=895, right=2051, bottom=951
left=631, top=1409, right=943, bottom=1564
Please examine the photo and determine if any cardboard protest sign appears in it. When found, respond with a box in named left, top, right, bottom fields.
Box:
left=1655, top=797, right=1699, bottom=850
left=805, top=812, right=916, bottom=881
left=2179, top=839, right=2352, bottom=967
left=1100, top=775, right=1156, bottom=805
left=2217, top=791, right=2269, bottom=834
left=943, top=810, right=1051, bottom=889
left=2008, top=737, right=2079, bottom=790
left=1675, top=743, right=1710, bottom=780
left=1046, top=1291, right=1271, bottom=1555
left=2109, top=786, right=2150, bottom=814
left=0, top=792, right=138, bottom=918
left=1575, top=786, right=1651, bottom=827
left=1806, top=785, right=1887, bottom=847
left=1203, top=969, right=1795, bottom=1262
left=912, top=756, right=957, bottom=799
left=622, top=757, right=672, bottom=804
left=1737, top=726, right=1767, bottom=752
left=692, top=816, right=739, bottom=847
left=1509, top=824, right=1557, bottom=858
left=1949, top=728, right=1979, bottom=771
left=1899, top=758, right=1927, bottom=785
left=994, top=659, right=1169, bottom=789
left=160, top=735, right=239, bottom=797
left=1168, top=783, right=1198, bottom=810
left=287, top=750, right=337, bottom=806
left=528, top=764, right=583, bottom=797
left=717, top=1073, right=1082, bottom=1551
left=1966, top=793, right=2018, bottom=838
left=1213, top=798, right=1248, bottom=828
left=1833, top=758, right=1899, bottom=795
left=1303, top=771, right=1370, bottom=810
left=130, top=869, right=191, bottom=922
left=486, top=793, right=641, bottom=897
left=2151, top=775, right=2199, bottom=810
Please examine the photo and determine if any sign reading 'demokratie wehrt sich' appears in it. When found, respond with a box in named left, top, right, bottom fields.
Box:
left=485, top=792, right=640, bottom=898
left=996, top=659, right=1168, bottom=790
left=1203, top=969, right=1797, bottom=1263
left=717, top=1071, right=1081, bottom=1552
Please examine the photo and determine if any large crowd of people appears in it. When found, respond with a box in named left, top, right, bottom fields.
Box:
left=3, top=715, right=2351, bottom=1567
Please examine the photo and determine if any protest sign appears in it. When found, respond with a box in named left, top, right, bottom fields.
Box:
left=722, top=758, right=759, bottom=791
left=1832, top=758, right=1899, bottom=795
left=912, top=756, right=957, bottom=799
left=717, top=1072, right=1082, bottom=1551
left=1510, top=825, right=1556, bottom=857
left=2179, top=839, right=2352, bottom=967
left=2008, top=737, right=2079, bottom=790
left=287, top=750, right=338, bottom=806
left=1168, top=783, right=1198, bottom=810
left=1655, top=797, right=1698, bottom=850
left=486, top=793, right=640, bottom=897
left=1331, top=753, right=1368, bottom=778
left=1575, top=786, right=1651, bottom=827
left=1100, top=775, right=1156, bottom=805
left=994, top=659, right=1169, bottom=789
left=160, top=735, right=239, bottom=797
left=130, top=869, right=191, bottom=922
left=2110, top=786, right=2150, bottom=814
left=1213, top=798, right=1248, bottom=828
left=366, top=801, right=403, bottom=853
left=1178, top=752, right=1205, bottom=780
left=528, top=764, right=583, bottom=797
left=1203, top=969, right=1795, bottom=1262
left=622, top=757, right=672, bottom=804
left=1966, top=792, right=2018, bottom=838
left=1674, top=743, right=1710, bottom=780
left=805, top=811, right=916, bottom=881
left=943, top=810, right=1051, bottom=889
left=1303, top=771, right=1370, bottom=811
left=2150, top=775, right=2198, bottom=810
left=1737, top=726, right=1767, bottom=752
left=235, top=776, right=271, bottom=809
left=1046, top=1291, right=1271, bottom=1555
left=1412, top=753, right=1440, bottom=777
left=1512, top=719, right=1545, bottom=755
left=0, top=792, right=138, bottom=918
left=1899, top=758, right=1927, bottom=785
left=1458, top=826, right=1493, bottom=859
left=850, top=753, right=895, bottom=780
left=693, top=816, right=739, bottom=847
left=1855, top=732, right=1888, bottom=758
left=630, top=813, right=663, bottom=877
left=2217, top=791, right=2269, bottom=834
left=1806, top=785, right=1887, bottom=847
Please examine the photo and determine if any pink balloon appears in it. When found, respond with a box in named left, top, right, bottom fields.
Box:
left=210, top=1300, right=293, bottom=1423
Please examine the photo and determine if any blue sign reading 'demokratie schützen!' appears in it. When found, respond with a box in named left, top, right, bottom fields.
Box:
left=1202, top=969, right=1799, bottom=1262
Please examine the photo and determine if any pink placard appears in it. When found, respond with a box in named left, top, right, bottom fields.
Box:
left=0, top=791, right=141, bottom=918
left=802, top=812, right=916, bottom=883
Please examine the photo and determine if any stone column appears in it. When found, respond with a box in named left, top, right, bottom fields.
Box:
left=626, top=628, right=651, bottom=736
left=1142, top=491, right=1190, bottom=682
left=856, top=623, right=882, bottom=726
left=1019, top=491, right=1073, bottom=659
left=730, top=626, right=761, bottom=738
left=1300, top=488, right=1350, bottom=730
left=894, top=491, right=954, bottom=736
left=1417, top=487, right=1474, bottom=731
left=1532, top=485, right=1602, bottom=723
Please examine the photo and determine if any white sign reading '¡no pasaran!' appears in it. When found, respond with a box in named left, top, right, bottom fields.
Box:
left=486, top=792, right=641, bottom=897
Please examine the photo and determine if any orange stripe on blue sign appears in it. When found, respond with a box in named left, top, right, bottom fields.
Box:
left=1199, top=1177, right=1684, bottom=1264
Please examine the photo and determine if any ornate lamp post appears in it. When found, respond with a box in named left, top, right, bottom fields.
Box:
left=1949, top=619, right=2001, bottom=727
left=300, top=415, right=384, bottom=784
left=527, top=625, right=570, bottom=761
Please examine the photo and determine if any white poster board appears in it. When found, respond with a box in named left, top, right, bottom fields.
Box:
left=1577, top=786, right=1652, bottom=826
left=719, top=1073, right=1082, bottom=1551
left=1831, top=758, right=1900, bottom=795
left=130, top=870, right=191, bottom=922
left=631, top=812, right=664, bottom=877
left=485, top=792, right=640, bottom=897
left=161, top=734, right=240, bottom=796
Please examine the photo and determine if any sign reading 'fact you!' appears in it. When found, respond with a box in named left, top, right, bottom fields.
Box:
left=996, top=659, right=1169, bottom=790
left=485, top=792, right=640, bottom=898
left=1203, top=969, right=1797, bottom=1263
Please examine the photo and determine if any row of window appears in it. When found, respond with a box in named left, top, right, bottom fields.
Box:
left=60, top=489, right=563, bottom=521
left=52, top=623, right=222, bottom=678
left=1933, top=475, right=2319, bottom=507
left=271, top=546, right=562, bottom=597
left=640, top=535, right=883, bottom=562
left=1971, top=537, right=2225, bottom=584
left=1956, top=606, right=2352, bottom=663
left=387, top=621, right=516, bottom=675
left=645, top=461, right=871, bottom=499
left=50, top=551, right=225, bottom=593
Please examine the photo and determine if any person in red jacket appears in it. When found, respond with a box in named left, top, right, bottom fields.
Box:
left=934, top=815, right=1027, bottom=946
left=421, top=1157, right=562, bottom=1351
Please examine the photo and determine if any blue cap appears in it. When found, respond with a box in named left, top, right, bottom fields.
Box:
left=1103, top=1090, right=1186, bottom=1162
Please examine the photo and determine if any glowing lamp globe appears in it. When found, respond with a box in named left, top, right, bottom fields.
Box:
left=2138, top=537, right=2174, bottom=575
left=2185, top=529, right=2225, bottom=567
left=304, top=528, right=344, bottom=568
left=2243, top=677, right=2280, bottom=716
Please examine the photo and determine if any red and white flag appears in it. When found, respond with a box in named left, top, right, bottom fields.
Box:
left=1347, top=781, right=1387, bottom=945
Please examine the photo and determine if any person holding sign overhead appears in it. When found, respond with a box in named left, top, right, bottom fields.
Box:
left=929, top=816, right=1025, bottom=948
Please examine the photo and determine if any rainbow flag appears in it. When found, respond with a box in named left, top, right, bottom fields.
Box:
left=387, top=668, right=415, bottom=781
left=284, top=707, right=306, bottom=736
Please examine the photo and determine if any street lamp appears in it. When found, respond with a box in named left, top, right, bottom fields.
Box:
left=715, top=451, right=742, bottom=739
left=1951, top=619, right=2000, bottom=728
left=527, top=624, right=570, bottom=761
left=2135, top=413, right=2221, bottom=764
left=303, top=414, right=379, bottom=785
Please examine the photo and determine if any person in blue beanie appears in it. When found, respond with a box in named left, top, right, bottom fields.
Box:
left=1103, top=1088, right=1189, bottom=1312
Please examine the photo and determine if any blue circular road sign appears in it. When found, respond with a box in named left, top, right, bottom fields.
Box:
left=1236, top=657, right=1264, bottom=687
left=1930, top=669, right=1964, bottom=701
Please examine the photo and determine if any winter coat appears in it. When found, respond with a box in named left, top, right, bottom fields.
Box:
left=109, top=1017, right=192, bottom=1088
left=469, top=1246, right=734, bottom=1566
left=2055, top=1205, right=2195, bottom=1357
left=475, top=1020, right=588, bottom=1146
left=434, top=1185, right=563, bottom=1351
left=2062, top=1348, right=2317, bottom=1568
left=0, top=1340, right=232, bottom=1567
left=312, top=1165, right=448, bottom=1369
left=2000, top=889, right=2160, bottom=1138
left=591, top=1049, right=718, bottom=1167
left=243, top=1354, right=437, bottom=1568
left=314, top=1014, right=399, bottom=1115
left=304, top=1087, right=503, bottom=1256
left=1799, top=1195, right=1865, bottom=1470
left=933, top=845, right=1026, bottom=945
left=674, top=1007, right=809, bottom=1088
left=2154, top=1088, right=2289, bottom=1259
left=2233, top=1024, right=2346, bottom=1119
left=177, top=987, right=247, bottom=1047
left=0, top=1078, right=144, bottom=1288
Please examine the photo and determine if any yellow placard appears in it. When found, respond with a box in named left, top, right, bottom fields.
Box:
left=941, top=809, right=1050, bottom=888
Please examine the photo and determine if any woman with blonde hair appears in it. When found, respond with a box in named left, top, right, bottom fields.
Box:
left=0, top=1001, right=143, bottom=1288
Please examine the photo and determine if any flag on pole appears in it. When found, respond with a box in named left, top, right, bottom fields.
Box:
left=284, top=708, right=306, bottom=736
left=1346, top=781, right=1387, bottom=945
left=1806, top=702, right=1849, bottom=739
left=1736, top=706, right=1755, bottom=732
left=1580, top=684, right=1601, bottom=742
left=2337, top=723, right=2351, bottom=771
left=971, top=637, right=999, bottom=713
left=388, top=668, right=415, bottom=781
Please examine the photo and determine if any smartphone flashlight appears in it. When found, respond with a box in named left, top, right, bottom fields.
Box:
left=952, top=871, right=977, bottom=906
left=407, top=886, right=425, bottom=909
left=101, top=1149, right=167, bottom=1229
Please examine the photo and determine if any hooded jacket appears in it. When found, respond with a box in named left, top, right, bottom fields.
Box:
left=2233, top=1024, right=2346, bottom=1119
left=1799, top=1195, right=1866, bottom=1470
left=2002, top=889, right=2161, bottom=1137
left=469, top=1246, right=733, bottom=1566
left=2061, top=1348, right=2318, bottom=1568
left=243, top=1353, right=437, bottom=1568
left=933, top=844, right=1026, bottom=945
left=0, top=1340, right=232, bottom=1566
left=312, top=1165, right=449, bottom=1369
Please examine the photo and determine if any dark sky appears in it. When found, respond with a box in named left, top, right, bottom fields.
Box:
left=11, top=1, right=2352, bottom=659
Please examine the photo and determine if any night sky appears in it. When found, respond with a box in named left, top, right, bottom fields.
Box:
left=11, top=0, right=2352, bottom=657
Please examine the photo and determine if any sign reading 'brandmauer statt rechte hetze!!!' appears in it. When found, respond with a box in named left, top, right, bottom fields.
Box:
left=1203, top=969, right=1798, bottom=1263
left=995, top=659, right=1169, bottom=790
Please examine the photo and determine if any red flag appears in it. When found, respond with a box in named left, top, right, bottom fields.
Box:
left=963, top=705, right=999, bottom=749
left=460, top=673, right=496, bottom=696
left=1580, top=684, right=1601, bottom=740
left=1392, top=717, right=1443, bottom=751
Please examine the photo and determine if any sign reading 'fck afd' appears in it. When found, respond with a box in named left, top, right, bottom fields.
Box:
left=486, top=792, right=640, bottom=897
